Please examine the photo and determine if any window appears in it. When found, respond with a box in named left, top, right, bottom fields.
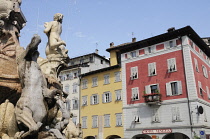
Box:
left=116, top=113, right=122, bottom=126
left=202, top=65, right=208, bottom=78
left=169, top=41, right=174, bottom=48
left=104, top=114, right=110, bottom=127
left=130, top=51, right=137, bottom=58
left=72, top=99, right=79, bottom=110
left=73, top=71, right=78, bottom=78
left=172, top=107, right=181, bottom=122
left=64, top=84, right=69, bottom=93
left=130, top=66, right=138, bottom=80
left=166, top=81, right=182, bottom=96
left=194, top=58, right=199, bottom=72
left=73, top=82, right=77, bottom=93
left=167, top=58, right=177, bottom=72
left=206, top=86, right=210, bottom=99
left=198, top=81, right=203, bottom=96
left=82, top=116, right=87, bottom=128
left=133, top=111, right=140, bottom=123
left=92, top=77, right=98, bottom=87
left=148, top=62, right=156, bottom=76
left=82, top=96, right=87, bottom=106
left=104, top=74, right=110, bottom=84
left=146, top=46, right=155, bottom=54
left=91, top=94, right=99, bottom=105
left=131, top=87, right=139, bottom=101
left=89, top=56, right=94, bottom=63
left=103, top=92, right=112, bottom=103
left=101, top=60, right=104, bottom=64
left=92, top=115, right=98, bottom=128
left=145, top=84, right=159, bottom=94
left=152, top=108, right=160, bottom=123
left=82, top=79, right=88, bottom=89
left=115, top=89, right=122, bottom=101
left=114, top=71, right=121, bottom=82
left=72, top=116, right=77, bottom=125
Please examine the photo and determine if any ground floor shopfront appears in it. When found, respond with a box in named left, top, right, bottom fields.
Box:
left=124, top=127, right=210, bottom=139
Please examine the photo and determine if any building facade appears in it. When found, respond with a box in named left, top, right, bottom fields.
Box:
left=107, top=26, right=210, bottom=139
left=80, top=46, right=123, bottom=139
left=59, top=51, right=110, bottom=124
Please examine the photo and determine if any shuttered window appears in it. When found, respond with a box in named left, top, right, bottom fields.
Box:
left=166, top=81, right=182, bottom=96
left=130, top=66, right=138, bottom=80
left=148, top=62, right=156, bottom=76
left=131, top=87, right=139, bottom=101
left=167, top=58, right=177, bottom=72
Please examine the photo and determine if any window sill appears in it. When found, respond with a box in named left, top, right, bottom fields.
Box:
left=166, top=94, right=182, bottom=97
left=103, top=83, right=110, bottom=85
left=104, top=126, right=111, bottom=128
left=172, top=120, right=183, bottom=122
left=115, top=125, right=123, bottom=127
left=152, top=121, right=161, bottom=123
left=168, top=70, right=177, bottom=73
left=114, top=80, right=121, bottom=83
left=148, top=74, right=157, bottom=77
left=92, top=85, right=98, bottom=88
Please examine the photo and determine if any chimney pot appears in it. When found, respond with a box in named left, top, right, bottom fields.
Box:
left=167, top=27, right=175, bottom=32
left=95, top=49, right=98, bottom=54
left=110, top=42, right=114, bottom=47
left=132, top=37, right=136, bottom=42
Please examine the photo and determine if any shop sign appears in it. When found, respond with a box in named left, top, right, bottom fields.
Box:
left=142, top=129, right=172, bottom=134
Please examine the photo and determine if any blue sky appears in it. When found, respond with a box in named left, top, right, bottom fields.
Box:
left=20, top=0, right=210, bottom=59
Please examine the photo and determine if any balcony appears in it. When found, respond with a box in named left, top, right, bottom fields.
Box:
left=143, top=93, right=161, bottom=105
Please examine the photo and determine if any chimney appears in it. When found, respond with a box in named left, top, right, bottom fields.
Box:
left=95, top=49, right=98, bottom=54
left=132, top=37, right=136, bottom=42
left=110, top=42, right=114, bottom=47
left=167, top=27, right=175, bottom=32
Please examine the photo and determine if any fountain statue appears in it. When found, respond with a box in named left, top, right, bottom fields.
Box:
left=0, top=1, right=82, bottom=139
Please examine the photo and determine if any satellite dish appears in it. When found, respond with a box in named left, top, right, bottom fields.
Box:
left=197, top=106, right=204, bottom=114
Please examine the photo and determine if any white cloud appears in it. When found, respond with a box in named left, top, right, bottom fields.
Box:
left=74, top=32, right=86, bottom=38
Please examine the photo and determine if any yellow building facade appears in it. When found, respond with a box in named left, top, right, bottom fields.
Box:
left=80, top=49, right=123, bottom=139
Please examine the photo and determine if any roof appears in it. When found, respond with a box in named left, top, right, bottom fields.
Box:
left=80, top=64, right=120, bottom=77
left=69, top=52, right=109, bottom=63
left=106, top=26, right=210, bottom=57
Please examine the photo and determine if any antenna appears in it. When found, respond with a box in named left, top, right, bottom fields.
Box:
left=132, top=32, right=134, bottom=38
left=96, top=42, right=98, bottom=49
left=36, top=8, right=40, bottom=34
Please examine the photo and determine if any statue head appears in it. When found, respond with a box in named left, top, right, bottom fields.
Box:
left=53, top=13, right=63, bottom=23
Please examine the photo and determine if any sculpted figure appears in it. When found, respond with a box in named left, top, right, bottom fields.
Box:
left=15, top=35, right=62, bottom=138
left=44, top=13, right=67, bottom=59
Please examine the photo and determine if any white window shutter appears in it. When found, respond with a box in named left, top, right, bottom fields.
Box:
left=135, top=66, right=138, bottom=78
left=102, top=93, right=105, bottom=103
left=173, top=58, right=176, bottom=71
left=145, top=47, right=149, bottom=54
left=90, top=96, right=93, bottom=105
left=97, top=94, right=99, bottom=104
left=206, top=86, right=210, bottom=99
left=172, top=107, right=176, bottom=121
left=176, top=107, right=180, bottom=121
left=166, top=82, right=172, bottom=96
left=177, top=81, right=182, bottom=95
left=109, top=92, right=112, bottom=102
left=194, top=58, right=199, bottom=72
left=136, top=87, right=139, bottom=100
left=198, top=81, right=202, bottom=89
left=148, top=63, right=152, bottom=76
left=145, top=85, right=151, bottom=94
left=153, top=62, right=156, bottom=75
left=167, top=59, right=171, bottom=71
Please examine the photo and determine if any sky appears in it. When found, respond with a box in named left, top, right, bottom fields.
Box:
left=19, top=0, right=210, bottom=59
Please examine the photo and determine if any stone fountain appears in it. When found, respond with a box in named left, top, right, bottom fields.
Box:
left=0, top=1, right=82, bottom=139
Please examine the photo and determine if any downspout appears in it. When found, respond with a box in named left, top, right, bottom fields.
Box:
left=180, top=36, right=193, bottom=138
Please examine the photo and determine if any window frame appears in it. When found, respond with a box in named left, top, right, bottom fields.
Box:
left=104, top=74, right=110, bottom=85
left=114, top=71, right=121, bottom=82
left=91, top=94, right=99, bottom=105
left=130, top=66, right=138, bottom=80
left=131, top=87, right=139, bottom=101
left=82, top=116, right=87, bottom=128
left=82, top=79, right=88, bottom=89
left=202, top=65, right=208, bottom=78
left=166, top=81, right=182, bottom=96
left=72, top=99, right=79, bottom=110
left=92, top=77, right=98, bottom=87
left=115, top=113, right=122, bottom=126
left=115, top=89, right=122, bottom=101
left=92, top=115, right=98, bottom=128
left=148, top=62, right=157, bottom=76
left=167, top=58, right=177, bottom=73
left=104, top=114, right=110, bottom=127
left=82, top=96, right=88, bottom=106
left=103, top=91, right=112, bottom=103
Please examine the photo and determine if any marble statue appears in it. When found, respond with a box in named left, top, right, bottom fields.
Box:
left=15, top=35, right=63, bottom=138
left=44, top=13, right=68, bottom=59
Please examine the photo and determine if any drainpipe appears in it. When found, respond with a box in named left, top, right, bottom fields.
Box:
left=180, top=36, right=193, bottom=138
